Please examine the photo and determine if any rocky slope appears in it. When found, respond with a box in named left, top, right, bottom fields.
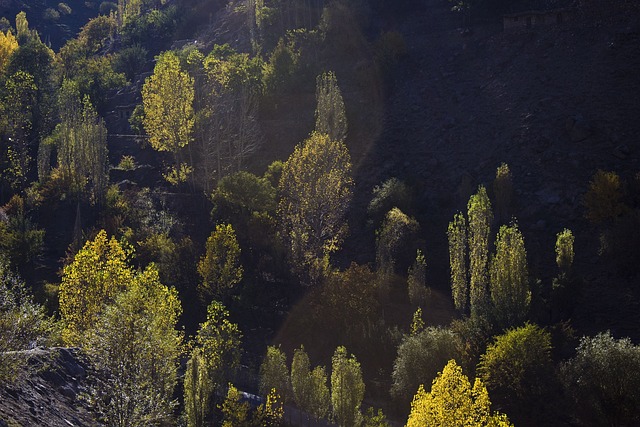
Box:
left=0, top=348, right=101, bottom=427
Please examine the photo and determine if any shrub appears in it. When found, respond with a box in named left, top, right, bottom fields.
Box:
left=113, top=44, right=148, bottom=81
left=43, top=8, right=61, bottom=21
left=367, top=178, right=412, bottom=227
left=584, top=170, right=626, bottom=223
left=117, top=155, right=136, bottom=171
left=58, top=3, right=72, bottom=15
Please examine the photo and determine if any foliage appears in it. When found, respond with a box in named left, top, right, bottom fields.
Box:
left=406, top=359, right=513, bottom=427
left=448, top=212, right=468, bottom=314
left=220, top=383, right=250, bottom=427
left=291, top=345, right=330, bottom=421
left=407, top=250, right=429, bottom=307
left=113, top=44, right=148, bottom=81
left=58, top=3, right=72, bottom=15
left=0, top=259, right=56, bottom=383
left=197, top=224, right=243, bottom=302
left=315, top=71, right=347, bottom=142
left=117, top=155, right=136, bottom=170
left=478, top=324, right=552, bottom=402
left=196, top=301, right=242, bottom=394
left=0, top=195, right=45, bottom=270
left=0, top=29, right=18, bottom=73
left=376, top=207, right=419, bottom=276
left=467, top=186, right=493, bottom=317
left=584, top=170, right=626, bottom=223
left=259, top=345, right=290, bottom=401
left=555, top=228, right=575, bottom=275
left=391, top=327, right=459, bottom=406
left=212, top=171, right=276, bottom=216
left=142, top=50, right=194, bottom=158
left=561, top=332, right=640, bottom=426
left=278, top=132, right=353, bottom=284
left=362, top=407, right=391, bottom=427
left=54, top=82, right=108, bottom=202
left=84, top=265, right=183, bottom=427
left=184, top=348, right=213, bottom=427
left=410, top=308, right=425, bottom=336
left=252, top=388, right=284, bottom=427
left=367, top=177, right=412, bottom=227
left=331, top=346, right=365, bottom=427
left=263, top=38, right=299, bottom=95
left=492, top=163, right=513, bottom=224
left=163, top=162, right=193, bottom=186
left=121, top=7, right=178, bottom=46
left=59, top=230, right=133, bottom=345
left=489, top=223, right=529, bottom=328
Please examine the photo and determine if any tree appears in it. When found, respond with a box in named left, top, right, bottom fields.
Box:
left=448, top=212, right=468, bottom=313
left=278, top=132, right=353, bottom=284
left=252, top=388, right=284, bottom=427
left=561, top=332, right=640, bottom=427
left=197, top=224, right=243, bottom=302
left=477, top=324, right=552, bottom=408
left=84, top=265, right=183, bottom=427
left=196, top=301, right=242, bottom=396
left=406, top=359, right=513, bottom=427
left=2, top=71, right=36, bottom=190
left=391, top=327, right=458, bottom=406
left=220, top=383, right=250, bottom=427
left=259, top=345, right=290, bottom=401
left=54, top=81, right=108, bottom=202
left=0, top=258, right=55, bottom=383
left=315, top=71, right=347, bottom=142
left=467, top=186, right=493, bottom=317
left=376, top=207, right=420, bottom=277
left=58, top=230, right=133, bottom=345
left=308, top=365, right=330, bottom=421
left=291, top=345, right=330, bottom=421
left=489, top=223, right=529, bottom=328
left=555, top=228, right=575, bottom=275
left=0, top=29, right=18, bottom=73
left=142, top=51, right=194, bottom=182
left=184, top=348, right=213, bottom=427
left=331, top=346, right=365, bottom=427
left=407, top=250, right=429, bottom=308
left=492, top=163, right=513, bottom=224
left=583, top=170, right=626, bottom=223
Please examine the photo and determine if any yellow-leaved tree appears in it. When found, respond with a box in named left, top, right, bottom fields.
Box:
left=278, top=132, right=353, bottom=284
left=407, top=359, right=512, bottom=427
left=0, top=29, right=18, bottom=73
left=58, top=230, right=133, bottom=345
left=142, top=50, right=194, bottom=184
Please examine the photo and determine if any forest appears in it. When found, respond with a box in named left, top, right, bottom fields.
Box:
left=1, top=0, right=640, bottom=426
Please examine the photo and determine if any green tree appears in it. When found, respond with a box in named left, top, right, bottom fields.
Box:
left=197, top=224, right=243, bottom=302
left=408, top=250, right=429, bottom=308
left=477, top=324, right=552, bottom=408
left=362, top=407, right=391, bottom=427
left=220, top=383, right=250, bottom=427
left=291, top=345, right=330, bottom=421
left=84, top=265, right=183, bottom=427
left=561, top=332, right=640, bottom=427
left=0, top=195, right=45, bottom=272
left=212, top=171, right=277, bottom=216
left=391, top=327, right=458, bottom=405
left=331, top=346, right=365, bottom=427
left=278, top=132, right=353, bottom=284
left=252, top=388, right=284, bottom=427
left=489, top=223, right=529, bottom=328
left=493, top=163, right=513, bottom=224
left=196, top=301, right=242, bottom=396
left=467, top=186, right=493, bottom=317
left=54, top=81, right=108, bottom=202
left=555, top=228, right=575, bottom=275
left=308, top=365, right=330, bottom=421
left=448, top=212, right=468, bottom=314
left=376, top=207, right=420, bottom=277
left=406, top=360, right=512, bottom=427
left=58, top=230, right=133, bottom=345
left=184, top=348, right=213, bottom=427
left=2, top=71, right=36, bottom=190
left=259, top=345, right=290, bottom=401
left=315, top=71, right=347, bottom=142
left=583, top=170, right=626, bottom=223
left=0, top=259, right=56, bottom=383
left=142, top=50, right=194, bottom=182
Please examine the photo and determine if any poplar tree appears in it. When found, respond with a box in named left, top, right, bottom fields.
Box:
left=407, top=250, right=428, bottom=308
left=197, top=224, right=243, bottom=303
left=467, top=186, right=493, bottom=317
left=489, top=223, right=529, bottom=328
left=315, top=71, right=347, bottom=142
left=493, top=163, right=513, bottom=224
left=259, top=345, right=290, bottom=401
left=555, top=228, right=575, bottom=275
left=331, top=346, right=365, bottom=427
left=184, top=348, right=213, bottom=427
left=448, top=212, right=468, bottom=314
left=142, top=51, right=194, bottom=182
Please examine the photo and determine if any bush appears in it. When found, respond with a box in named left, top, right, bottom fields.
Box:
left=367, top=178, right=412, bottom=227
left=58, top=2, right=72, bottom=15
left=117, top=155, right=136, bottom=171
left=584, top=170, right=626, bottom=223
left=43, top=8, right=61, bottom=21
left=113, top=44, right=148, bottom=82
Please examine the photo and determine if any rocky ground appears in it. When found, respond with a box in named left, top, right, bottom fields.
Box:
left=0, top=348, right=101, bottom=427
